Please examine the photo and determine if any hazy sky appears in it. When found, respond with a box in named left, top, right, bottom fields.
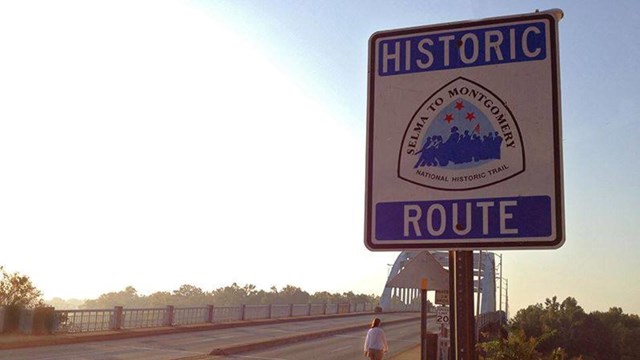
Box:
left=1, top=0, right=638, bottom=316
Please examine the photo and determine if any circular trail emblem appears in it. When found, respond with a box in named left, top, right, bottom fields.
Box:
left=398, top=77, right=525, bottom=191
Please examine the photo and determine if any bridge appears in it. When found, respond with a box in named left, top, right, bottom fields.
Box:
left=0, top=251, right=508, bottom=358
left=381, top=251, right=507, bottom=313
left=381, top=250, right=508, bottom=340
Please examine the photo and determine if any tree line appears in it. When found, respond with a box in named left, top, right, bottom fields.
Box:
left=479, top=296, right=640, bottom=360
left=0, top=265, right=379, bottom=310
left=62, top=283, right=380, bottom=309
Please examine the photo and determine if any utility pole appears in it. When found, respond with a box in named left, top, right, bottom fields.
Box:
left=476, top=251, right=482, bottom=316
left=421, top=278, right=428, bottom=360
left=504, top=278, right=509, bottom=318
left=497, top=254, right=503, bottom=312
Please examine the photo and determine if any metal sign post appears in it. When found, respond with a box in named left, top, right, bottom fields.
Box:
left=449, top=251, right=476, bottom=360
left=421, top=278, right=428, bottom=360
left=436, top=304, right=451, bottom=358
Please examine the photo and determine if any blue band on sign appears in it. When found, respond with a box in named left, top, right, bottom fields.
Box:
left=377, top=22, right=547, bottom=76
left=375, top=196, right=551, bottom=240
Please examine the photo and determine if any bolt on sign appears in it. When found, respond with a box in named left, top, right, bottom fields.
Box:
left=365, top=10, right=564, bottom=250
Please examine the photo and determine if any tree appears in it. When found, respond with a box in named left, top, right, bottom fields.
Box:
left=551, top=297, right=586, bottom=355
left=171, top=284, right=211, bottom=306
left=511, top=303, right=545, bottom=339
left=478, top=328, right=546, bottom=360
left=81, top=286, right=141, bottom=308
left=310, top=291, right=338, bottom=304
left=173, top=284, right=205, bottom=298
left=45, top=297, right=84, bottom=309
left=588, top=307, right=640, bottom=359
left=572, top=311, right=610, bottom=359
left=211, top=283, right=257, bottom=305
left=144, top=291, right=174, bottom=307
left=0, top=266, right=44, bottom=308
left=505, top=297, right=640, bottom=360
left=259, top=286, right=280, bottom=304
left=509, top=296, right=587, bottom=356
left=277, top=285, right=309, bottom=304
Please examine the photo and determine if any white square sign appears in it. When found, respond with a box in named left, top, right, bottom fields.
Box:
left=436, top=306, right=450, bottom=324
left=365, top=10, right=564, bottom=250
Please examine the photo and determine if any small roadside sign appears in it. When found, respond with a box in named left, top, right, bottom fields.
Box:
left=436, top=306, right=450, bottom=324
left=365, top=10, right=564, bottom=250
left=435, top=290, right=449, bottom=305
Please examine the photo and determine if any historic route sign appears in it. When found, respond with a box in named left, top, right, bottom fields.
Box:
left=365, top=10, right=564, bottom=250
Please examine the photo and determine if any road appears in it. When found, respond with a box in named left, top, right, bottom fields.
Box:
left=222, top=319, right=442, bottom=360
left=0, top=313, right=423, bottom=360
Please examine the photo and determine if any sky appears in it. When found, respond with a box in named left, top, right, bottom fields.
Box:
left=0, top=0, right=639, bottom=316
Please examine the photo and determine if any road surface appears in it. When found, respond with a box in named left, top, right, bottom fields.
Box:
left=221, top=318, right=441, bottom=360
left=0, top=313, right=424, bottom=360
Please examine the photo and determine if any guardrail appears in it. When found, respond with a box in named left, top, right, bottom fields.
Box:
left=26, top=302, right=372, bottom=334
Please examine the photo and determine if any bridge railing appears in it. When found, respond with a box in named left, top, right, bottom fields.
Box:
left=55, top=308, right=115, bottom=333
left=174, top=306, right=209, bottom=326
left=122, top=307, right=166, bottom=329
left=43, top=302, right=375, bottom=334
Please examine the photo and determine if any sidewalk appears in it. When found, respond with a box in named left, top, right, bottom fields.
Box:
left=0, top=324, right=211, bottom=350
left=391, top=345, right=420, bottom=359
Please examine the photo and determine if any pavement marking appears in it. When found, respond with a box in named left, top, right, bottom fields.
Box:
left=220, top=334, right=240, bottom=338
left=227, top=355, right=289, bottom=360
left=332, top=334, right=362, bottom=338
left=263, top=328, right=297, bottom=333
left=329, top=344, right=352, bottom=353
left=90, top=342, right=206, bottom=355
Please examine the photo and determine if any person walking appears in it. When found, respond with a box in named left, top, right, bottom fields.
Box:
left=364, top=317, right=388, bottom=360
